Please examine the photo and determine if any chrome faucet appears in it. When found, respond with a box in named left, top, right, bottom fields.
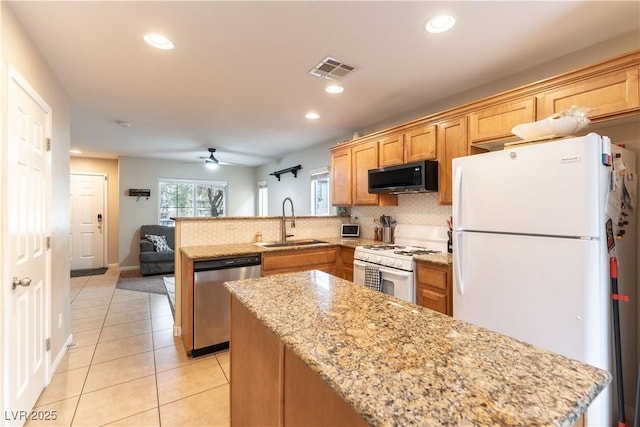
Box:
left=281, top=197, right=296, bottom=242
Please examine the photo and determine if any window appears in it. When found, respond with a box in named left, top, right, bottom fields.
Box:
left=258, top=180, right=268, bottom=216
left=159, top=178, right=227, bottom=225
left=310, top=167, right=330, bottom=216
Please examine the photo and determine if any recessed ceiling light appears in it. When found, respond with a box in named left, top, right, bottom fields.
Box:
left=70, top=149, right=82, bottom=154
left=325, top=85, right=344, bottom=94
left=144, top=33, right=175, bottom=50
left=305, top=112, right=320, bottom=120
left=116, top=120, right=132, bottom=128
left=425, top=14, right=456, bottom=33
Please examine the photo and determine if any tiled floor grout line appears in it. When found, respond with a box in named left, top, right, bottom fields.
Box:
left=150, top=292, right=164, bottom=427
left=39, top=270, right=231, bottom=427
left=69, top=273, right=118, bottom=427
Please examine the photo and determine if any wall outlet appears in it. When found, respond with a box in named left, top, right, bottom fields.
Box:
left=58, top=313, right=62, bottom=328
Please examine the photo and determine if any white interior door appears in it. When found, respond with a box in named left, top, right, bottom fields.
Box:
left=4, top=65, right=51, bottom=425
left=70, top=173, right=105, bottom=270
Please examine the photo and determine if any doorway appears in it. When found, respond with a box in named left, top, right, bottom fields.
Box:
left=3, top=64, right=52, bottom=424
left=70, top=173, right=106, bottom=270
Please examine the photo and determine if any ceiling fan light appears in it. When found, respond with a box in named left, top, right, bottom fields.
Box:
left=205, top=160, right=219, bottom=169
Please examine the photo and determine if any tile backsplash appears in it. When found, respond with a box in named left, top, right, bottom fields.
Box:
left=350, top=193, right=452, bottom=239
left=177, top=193, right=451, bottom=246
left=178, top=216, right=344, bottom=247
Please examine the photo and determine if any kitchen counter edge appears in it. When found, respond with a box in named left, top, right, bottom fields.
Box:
left=180, top=238, right=452, bottom=265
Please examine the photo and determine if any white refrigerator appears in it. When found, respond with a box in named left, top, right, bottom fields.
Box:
left=452, top=133, right=637, bottom=426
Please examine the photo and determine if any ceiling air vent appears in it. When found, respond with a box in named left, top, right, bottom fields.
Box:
left=308, top=56, right=355, bottom=80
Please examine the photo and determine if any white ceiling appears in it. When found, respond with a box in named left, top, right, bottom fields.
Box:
left=9, top=1, right=640, bottom=167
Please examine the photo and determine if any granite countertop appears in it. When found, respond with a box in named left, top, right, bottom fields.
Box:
left=225, top=271, right=611, bottom=427
left=179, top=237, right=373, bottom=260
left=180, top=237, right=453, bottom=265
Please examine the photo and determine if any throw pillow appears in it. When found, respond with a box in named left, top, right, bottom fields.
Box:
left=145, top=234, right=173, bottom=253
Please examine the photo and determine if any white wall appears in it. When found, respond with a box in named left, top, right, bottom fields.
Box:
left=256, top=140, right=343, bottom=216
left=118, top=156, right=256, bottom=268
left=1, top=1, right=72, bottom=376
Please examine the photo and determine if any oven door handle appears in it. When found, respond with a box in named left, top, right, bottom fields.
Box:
left=354, top=260, right=412, bottom=277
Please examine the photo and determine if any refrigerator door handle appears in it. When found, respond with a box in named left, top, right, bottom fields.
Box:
left=453, top=165, right=463, bottom=230
left=454, top=231, right=463, bottom=295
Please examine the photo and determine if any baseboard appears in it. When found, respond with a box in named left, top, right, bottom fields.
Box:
left=49, top=333, right=73, bottom=382
left=173, top=325, right=181, bottom=337
left=118, top=265, right=140, bottom=272
left=107, top=263, right=118, bottom=269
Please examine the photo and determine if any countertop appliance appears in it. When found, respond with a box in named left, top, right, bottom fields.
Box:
left=368, top=160, right=438, bottom=194
left=452, top=133, right=637, bottom=426
left=353, top=224, right=448, bottom=302
left=341, top=223, right=360, bottom=237
left=193, top=255, right=261, bottom=357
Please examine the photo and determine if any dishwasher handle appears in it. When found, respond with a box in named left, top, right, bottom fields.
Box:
left=194, top=255, right=261, bottom=271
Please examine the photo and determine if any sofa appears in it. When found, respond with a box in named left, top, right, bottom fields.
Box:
left=139, top=225, right=175, bottom=276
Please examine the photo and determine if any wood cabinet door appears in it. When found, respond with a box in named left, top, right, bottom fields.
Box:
left=339, top=246, right=355, bottom=281
left=538, top=68, right=640, bottom=120
left=469, top=97, right=536, bottom=143
left=352, top=141, right=379, bottom=205
left=331, top=146, right=352, bottom=205
left=415, top=262, right=452, bottom=315
left=405, top=124, right=436, bottom=162
left=378, top=133, right=404, bottom=166
left=416, top=287, right=448, bottom=315
left=437, top=117, right=468, bottom=205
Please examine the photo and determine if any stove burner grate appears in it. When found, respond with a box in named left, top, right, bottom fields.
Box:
left=362, top=244, right=406, bottom=251
left=393, top=249, right=442, bottom=256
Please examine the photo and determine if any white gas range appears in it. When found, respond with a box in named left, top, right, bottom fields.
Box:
left=353, top=224, right=448, bottom=303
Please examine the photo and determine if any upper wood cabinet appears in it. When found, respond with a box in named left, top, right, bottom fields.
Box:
left=379, top=125, right=437, bottom=167
left=352, top=141, right=379, bottom=205
left=405, top=124, right=437, bottom=162
left=330, top=141, right=398, bottom=206
left=378, top=133, right=405, bottom=167
left=469, top=97, right=536, bottom=144
left=437, top=116, right=468, bottom=205
left=538, top=67, right=639, bottom=120
left=330, top=51, right=639, bottom=205
left=331, top=146, right=352, bottom=206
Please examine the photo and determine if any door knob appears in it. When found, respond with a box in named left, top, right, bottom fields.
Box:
left=12, top=277, right=32, bottom=290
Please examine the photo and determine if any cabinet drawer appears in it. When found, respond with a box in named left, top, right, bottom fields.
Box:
left=416, top=287, right=448, bottom=315
left=416, top=263, right=447, bottom=290
left=262, top=247, right=337, bottom=272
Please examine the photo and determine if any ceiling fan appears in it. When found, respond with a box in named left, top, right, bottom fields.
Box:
left=200, top=148, right=220, bottom=169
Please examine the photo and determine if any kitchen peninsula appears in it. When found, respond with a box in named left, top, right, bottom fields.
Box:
left=225, top=270, right=610, bottom=426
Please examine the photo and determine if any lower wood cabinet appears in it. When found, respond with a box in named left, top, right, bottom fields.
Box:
left=338, top=246, right=355, bottom=281
left=415, top=261, right=452, bottom=316
left=230, top=296, right=368, bottom=427
left=262, top=246, right=338, bottom=276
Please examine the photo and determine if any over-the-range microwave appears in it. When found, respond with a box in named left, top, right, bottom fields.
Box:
left=368, top=160, right=438, bottom=194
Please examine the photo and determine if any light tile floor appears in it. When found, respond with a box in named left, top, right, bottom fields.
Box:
left=26, top=268, right=230, bottom=427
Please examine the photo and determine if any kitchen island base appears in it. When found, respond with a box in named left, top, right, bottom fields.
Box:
left=230, top=295, right=367, bottom=426
left=226, top=271, right=609, bottom=427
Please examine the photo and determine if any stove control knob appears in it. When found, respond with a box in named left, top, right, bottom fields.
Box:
left=375, top=256, right=382, bottom=263
left=361, top=254, right=368, bottom=261
left=394, top=260, right=402, bottom=268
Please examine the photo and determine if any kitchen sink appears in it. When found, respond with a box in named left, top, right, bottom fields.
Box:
left=257, top=239, right=328, bottom=248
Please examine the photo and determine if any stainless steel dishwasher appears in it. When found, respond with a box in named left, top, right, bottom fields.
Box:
left=192, top=255, right=261, bottom=357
